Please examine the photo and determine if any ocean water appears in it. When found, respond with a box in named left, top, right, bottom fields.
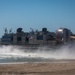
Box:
left=0, top=45, right=75, bottom=64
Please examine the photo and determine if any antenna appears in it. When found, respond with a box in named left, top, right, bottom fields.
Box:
left=9, top=28, right=12, bottom=33
left=30, top=28, right=34, bottom=34
left=4, top=28, right=8, bottom=34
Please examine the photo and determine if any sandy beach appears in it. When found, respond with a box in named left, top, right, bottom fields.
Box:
left=0, top=62, right=75, bottom=75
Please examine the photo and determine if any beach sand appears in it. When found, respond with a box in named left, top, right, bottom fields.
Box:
left=0, top=62, right=75, bottom=75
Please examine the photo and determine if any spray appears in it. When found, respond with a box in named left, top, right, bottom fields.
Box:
left=0, top=44, right=75, bottom=60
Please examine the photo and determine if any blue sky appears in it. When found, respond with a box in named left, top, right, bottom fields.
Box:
left=0, top=0, right=75, bottom=37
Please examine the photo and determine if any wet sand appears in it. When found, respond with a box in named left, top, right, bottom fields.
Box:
left=0, top=61, right=75, bottom=75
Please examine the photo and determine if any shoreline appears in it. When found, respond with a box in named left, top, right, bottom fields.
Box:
left=0, top=59, right=75, bottom=64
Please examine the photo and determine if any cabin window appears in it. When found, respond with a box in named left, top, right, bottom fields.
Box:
left=37, top=35, right=43, bottom=40
left=11, top=36, right=13, bottom=41
left=17, top=37, right=21, bottom=41
left=25, top=37, right=29, bottom=42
